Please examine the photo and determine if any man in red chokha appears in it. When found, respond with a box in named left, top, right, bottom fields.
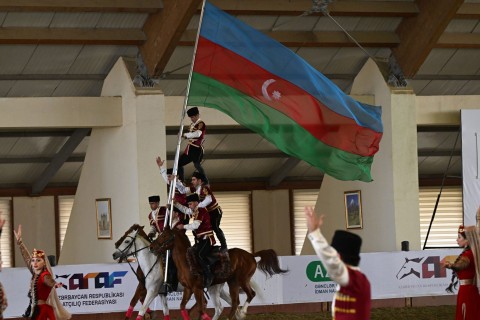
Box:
left=174, top=193, right=215, bottom=288
left=146, top=195, right=166, bottom=240
left=175, top=172, right=227, bottom=251
left=177, top=107, right=209, bottom=185
left=305, top=207, right=371, bottom=320
left=14, top=225, right=71, bottom=320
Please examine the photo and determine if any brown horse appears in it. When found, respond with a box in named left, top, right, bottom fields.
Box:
left=151, top=226, right=288, bottom=320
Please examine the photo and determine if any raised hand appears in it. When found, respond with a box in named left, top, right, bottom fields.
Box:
left=304, top=206, right=325, bottom=233
left=14, top=224, right=22, bottom=241
left=156, top=156, right=165, bottom=168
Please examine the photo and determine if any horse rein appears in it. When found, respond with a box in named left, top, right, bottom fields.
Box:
left=155, top=232, right=175, bottom=253
left=117, top=232, right=160, bottom=283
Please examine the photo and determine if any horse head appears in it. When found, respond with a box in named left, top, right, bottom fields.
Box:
left=112, top=224, right=149, bottom=261
left=150, top=226, right=176, bottom=255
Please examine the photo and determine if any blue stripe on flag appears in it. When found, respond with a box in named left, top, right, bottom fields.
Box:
left=200, top=1, right=383, bottom=133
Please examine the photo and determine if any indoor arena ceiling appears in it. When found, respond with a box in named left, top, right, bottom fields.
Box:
left=0, top=0, right=473, bottom=191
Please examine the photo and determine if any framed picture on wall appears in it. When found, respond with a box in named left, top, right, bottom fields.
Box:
left=344, top=190, right=363, bottom=229
left=96, top=198, right=112, bottom=239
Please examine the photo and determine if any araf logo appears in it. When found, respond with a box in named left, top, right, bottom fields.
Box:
left=306, top=261, right=331, bottom=282
left=396, top=256, right=447, bottom=280
left=56, top=271, right=128, bottom=290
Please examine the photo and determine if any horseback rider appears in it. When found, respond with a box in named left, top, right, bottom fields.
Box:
left=147, top=195, right=166, bottom=240
left=175, top=171, right=227, bottom=251
left=174, top=193, right=215, bottom=287
left=146, top=195, right=179, bottom=294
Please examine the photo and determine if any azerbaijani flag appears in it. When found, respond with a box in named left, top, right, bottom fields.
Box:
left=187, top=1, right=383, bottom=182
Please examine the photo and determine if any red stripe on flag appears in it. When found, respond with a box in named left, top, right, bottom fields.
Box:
left=193, top=37, right=382, bottom=157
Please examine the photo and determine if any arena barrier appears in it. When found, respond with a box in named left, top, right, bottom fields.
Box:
left=1, top=248, right=460, bottom=318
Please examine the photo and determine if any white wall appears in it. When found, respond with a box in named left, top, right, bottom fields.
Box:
left=252, top=190, right=292, bottom=255
left=13, top=196, right=56, bottom=267
left=59, top=58, right=167, bottom=264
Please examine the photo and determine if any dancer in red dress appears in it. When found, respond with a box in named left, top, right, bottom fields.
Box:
left=14, top=225, right=71, bottom=320
left=444, top=225, right=480, bottom=320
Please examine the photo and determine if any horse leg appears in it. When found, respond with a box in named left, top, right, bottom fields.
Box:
left=138, top=288, right=153, bottom=320
left=135, top=289, right=156, bottom=320
left=180, top=287, right=193, bottom=320
left=193, top=287, right=211, bottom=320
left=226, top=281, right=240, bottom=320
left=158, top=294, right=171, bottom=320
left=126, top=284, right=145, bottom=320
left=208, top=284, right=224, bottom=320
left=238, top=279, right=256, bottom=320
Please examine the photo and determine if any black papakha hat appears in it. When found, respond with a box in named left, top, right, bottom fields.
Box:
left=191, top=171, right=205, bottom=181
left=166, top=168, right=173, bottom=175
left=148, top=195, right=160, bottom=203
left=187, top=107, right=199, bottom=117
left=331, top=230, right=362, bottom=266
left=186, top=193, right=200, bottom=203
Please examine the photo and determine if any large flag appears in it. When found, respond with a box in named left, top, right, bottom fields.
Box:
left=187, top=1, right=383, bottom=182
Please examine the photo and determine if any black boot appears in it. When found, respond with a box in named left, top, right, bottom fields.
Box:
left=200, top=261, right=213, bottom=288
left=167, top=261, right=178, bottom=292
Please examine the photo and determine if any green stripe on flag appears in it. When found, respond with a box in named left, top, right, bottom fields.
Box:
left=188, top=72, right=374, bottom=182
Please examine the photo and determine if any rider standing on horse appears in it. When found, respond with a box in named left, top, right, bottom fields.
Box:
left=175, top=172, right=228, bottom=251
left=174, top=193, right=215, bottom=287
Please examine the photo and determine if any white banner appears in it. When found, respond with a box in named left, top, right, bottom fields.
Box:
left=462, top=109, right=480, bottom=226
left=0, top=249, right=460, bottom=318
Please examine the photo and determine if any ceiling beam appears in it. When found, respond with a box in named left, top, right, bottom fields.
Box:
left=31, top=129, right=90, bottom=195
left=392, top=0, right=464, bottom=78
left=268, top=157, right=301, bottom=187
left=417, top=125, right=459, bottom=133
left=418, top=149, right=461, bottom=157
left=414, top=74, right=480, bottom=81
left=0, top=74, right=106, bottom=81
left=141, top=0, right=201, bottom=77
left=0, top=156, right=85, bottom=164
left=167, top=152, right=288, bottom=161
left=180, top=30, right=400, bottom=47
left=0, top=28, right=145, bottom=45
left=208, top=0, right=418, bottom=17
left=0, top=0, right=162, bottom=13
left=455, top=3, right=480, bottom=19
left=436, top=33, right=480, bottom=49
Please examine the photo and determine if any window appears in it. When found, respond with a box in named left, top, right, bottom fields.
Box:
left=0, top=198, right=12, bottom=267
left=184, top=191, right=252, bottom=252
left=292, top=189, right=319, bottom=255
left=58, top=195, right=75, bottom=251
left=420, top=186, right=463, bottom=248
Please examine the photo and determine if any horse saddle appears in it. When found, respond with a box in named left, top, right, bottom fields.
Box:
left=186, top=246, right=230, bottom=279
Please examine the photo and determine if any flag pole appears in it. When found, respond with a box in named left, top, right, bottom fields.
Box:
left=163, top=0, right=207, bottom=286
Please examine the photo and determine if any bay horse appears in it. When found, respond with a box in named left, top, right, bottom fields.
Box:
left=113, top=224, right=170, bottom=320
left=151, top=226, right=288, bottom=320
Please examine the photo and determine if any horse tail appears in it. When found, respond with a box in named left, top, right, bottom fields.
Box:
left=254, top=249, right=289, bottom=277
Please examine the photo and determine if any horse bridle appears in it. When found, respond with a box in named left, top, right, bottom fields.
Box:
left=155, top=231, right=175, bottom=253
left=117, top=230, right=160, bottom=282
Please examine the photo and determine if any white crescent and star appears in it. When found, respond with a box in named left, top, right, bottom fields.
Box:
left=261, top=79, right=281, bottom=101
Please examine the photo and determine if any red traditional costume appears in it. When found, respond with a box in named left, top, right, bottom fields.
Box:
left=308, top=229, right=371, bottom=320
left=16, top=243, right=71, bottom=320
left=449, top=224, right=480, bottom=320
left=453, top=248, right=480, bottom=319
left=177, top=107, right=208, bottom=183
